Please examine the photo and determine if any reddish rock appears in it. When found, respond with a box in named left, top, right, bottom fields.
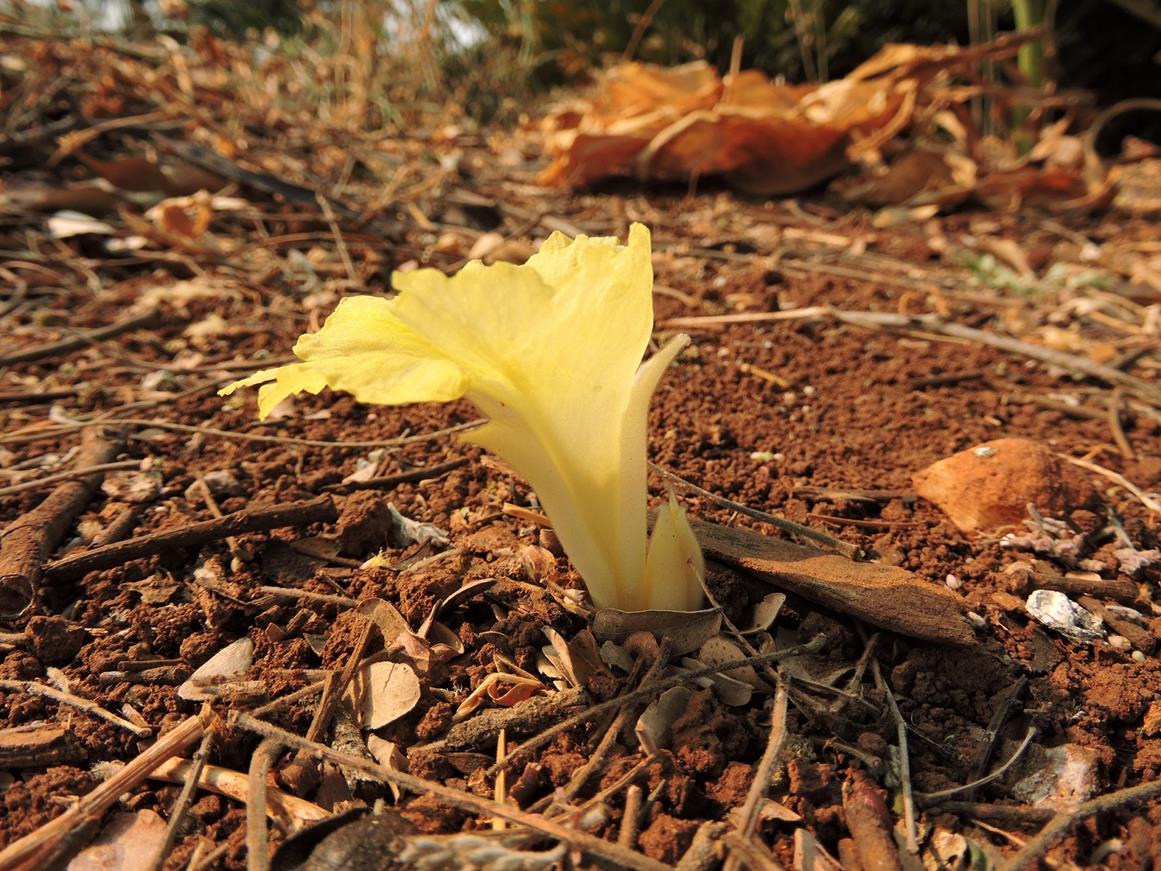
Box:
left=912, top=438, right=1094, bottom=533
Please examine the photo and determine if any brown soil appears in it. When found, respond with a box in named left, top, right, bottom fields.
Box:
left=3, top=43, right=1161, bottom=871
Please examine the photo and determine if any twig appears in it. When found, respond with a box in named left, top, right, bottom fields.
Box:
left=872, top=658, right=917, bottom=854
left=280, top=620, right=373, bottom=793
left=722, top=832, right=788, bottom=871
left=1000, top=778, right=1161, bottom=871
left=193, top=477, right=246, bottom=565
left=622, top=0, right=668, bottom=62
left=966, top=677, right=1028, bottom=801
left=0, top=715, right=204, bottom=871
left=833, top=310, right=1161, bottom=407
left=809, top=512, right=921, bottom=530
left=0, top=307, right=160, bottom=366
left=917, top=727, right=1038, bottom=805
left=0, top=426, right=125, bottom=617
left=675, top=822, right=728, bottom=871
left=147, top=757, right=329, bottom=828
left=254, top=586, right=358, bottom=608
left=488, top=635, right=827, bottom=777
left=650, top=462, right=861, bottom=559
left=934, top=801, right=1054, bottom=825
left=724, top=678, right=789, bottom=871
left=229, top=713, right=673, bottom=871
left=0, top=679, right=152, bottom=737
left=1106, top=388, right=1135, bottom=459
left=793, top=486, right=911, bottom=504
left=1059, top=454, right=1161, bottom=514
left=1004, top=566, right=1138, bottom=603
left=246, top=738, right=282, bottom=871
left=659, top=307, right=1161, bottom=407
left=42, top=495, right=338, bottom=583
left=0, top=416, right=484, bottom=450
left=322, top=456, right=471, bottom=492
left=249, top=679, right=325, bottom=718
left=659, top=306, right=832, bottom=329
left=559, top=641, right=670, bottom=802
left=146, top=727, right=216, bottom=871
left=618, top=785, right=644, bottom=849
left=316, top=192, right=358, bottom=283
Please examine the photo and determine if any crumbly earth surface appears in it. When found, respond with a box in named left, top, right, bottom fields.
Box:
left=2, top=35, right=1161, bottom=871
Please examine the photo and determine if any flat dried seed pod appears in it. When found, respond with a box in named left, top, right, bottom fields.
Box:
left=592, top=606, right=722, bottom=656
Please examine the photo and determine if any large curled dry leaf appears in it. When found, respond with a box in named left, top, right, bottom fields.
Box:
left=538, top=30, right=1108, bottom=208
left=540, top=60, right=912, bottom=195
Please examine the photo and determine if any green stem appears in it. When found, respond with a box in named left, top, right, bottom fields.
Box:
left=1012, top=0, right=1045, bottom=87
left=1010, top=0, right=1045, bottom=149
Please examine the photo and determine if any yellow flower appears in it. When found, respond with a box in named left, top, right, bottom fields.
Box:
left=221, top=223, right=704, bottom=612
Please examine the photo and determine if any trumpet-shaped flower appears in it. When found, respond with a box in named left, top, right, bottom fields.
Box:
left=221, top=223, right=704, bottom=613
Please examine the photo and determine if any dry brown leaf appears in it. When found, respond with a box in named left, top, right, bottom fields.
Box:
left=67, top=810, right=167, bottom=871
left=696, top=636, right=772, bottom=691
left=177, top=636, right=253, bottom=701
left=352, top=661, right=421, bottom=730
left=591, top=606, right=722, bottom=656
left=636, top=686, right=692, bottom=755
left=680, top=656, right=753, bottom=706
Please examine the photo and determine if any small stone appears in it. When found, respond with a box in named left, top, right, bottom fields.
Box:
left=1132, top=650, right=1147, bottom=663
left=1142, top=701, right=1161, bottom=737
left=1025, top=590, right=1105, bottom=642
left=1012, top=743, right=1100, bottom=810
left=1106, top=634, right=1132, bottom=651
left=913, top=438, right=1094, bottom=533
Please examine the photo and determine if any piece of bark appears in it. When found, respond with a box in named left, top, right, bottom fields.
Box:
left=0, top=308, right=159, bottom=367
left=692, top=519, right=975, bottom=646
left=0, top=427, right=125, bottom=617
left=0, top=725, right=84, bottom=768
left=42, top=495, right=338, bottom=583
left=842, top=774, right=902, bottom=871
left=418, top=687, right=587, bottom=753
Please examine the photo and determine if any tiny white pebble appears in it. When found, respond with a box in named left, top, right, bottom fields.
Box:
left=974, top=446, right=996, bottom=458
left=717, top=347, right=730, bottom=356
left=1132, top=650, right=1147, bottom=663
left=802, top=385, right=816, bottom=396
left=945, top=574, right=961, bottom=590
left=713, top=275, right=727, bottom=288
left=967, top=611, right=987, bottom=629
left=781, top=392, right=797, bottom=406
left=773, top=452, right=786, bottom=463
left=1106, top=635, right=1131, bottom=651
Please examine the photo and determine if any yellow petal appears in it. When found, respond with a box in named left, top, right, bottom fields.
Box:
left=219, top=223, right=704, bottom=612
left=218, top=296, right=467, bottom=419
left=642, top=494, right=706, bottom=613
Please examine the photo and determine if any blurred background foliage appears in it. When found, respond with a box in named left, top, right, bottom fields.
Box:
left=6, top=0, right=1159, bottom=123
